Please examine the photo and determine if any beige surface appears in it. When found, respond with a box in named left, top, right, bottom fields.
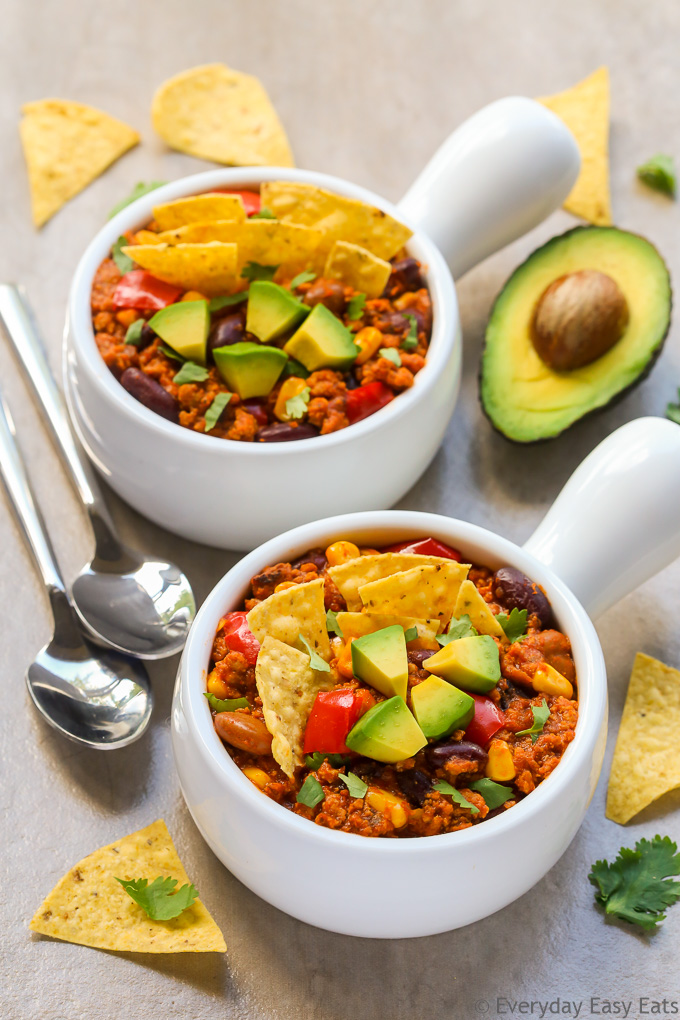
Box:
left=2, top=1, right=680, bottom=1017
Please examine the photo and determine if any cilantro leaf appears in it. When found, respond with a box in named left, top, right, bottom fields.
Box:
left=516, top=699, right=550, bottom=743
left=432, top=780, right=479, bottom=814
left=339, top=771, right=368, bottom=799
left=305, top=752, right=349, bottom=770
left=298, top=634, right=331, bottom=672
left=346, top=293, right=367, bottom=320
left=436, top=614, right=477, bottom=647
left=115, top=875, right=198, bottom=920
left=401, top=313, right=419, bottom=350
left=379, top=347, right=401, bottom=367
left=250, top=207, right=276, bottom=219
left=204, top=392, right=232, bottom=433
left=159, top=342, right=185, bottom=362
left=637, top=154, right=677, bottom=198
left=241, top=261, right=280, bottom=282
left=108, top=181, right=167, bottom=219
left=204, top=691, right=249, bottom=712
left=469, top=778, right=514, bottom=810
left=403, top=626, right=418, bottom=642
left=208, top=291, right=248, bottom=313
left=112, top=236, right=135, bottom=274
left=326, top=609, right=343, bottom=638
left=667, top=388, right=680, bottom=425
left=589, top=836, right=680, bottom=931
left=497, top=607, right=528, bottom=643
left=289, top=270, right=316, bottom=289
left=281, top=358, right=310, bottom=379
left=124, top=319, right=145, bottom=347
left=297, top=774, right=325, bottom=807
left=285, top=386, right=311, bottom=420
left=173, top=362, right=209, bottom=385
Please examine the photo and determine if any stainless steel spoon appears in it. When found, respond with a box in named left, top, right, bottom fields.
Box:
left=0, top=284, right=195, bottom=659
left=0, top=394, right=152, bottom=748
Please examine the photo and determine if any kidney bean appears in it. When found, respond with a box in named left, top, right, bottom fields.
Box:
left=385, top=257, right=424, bottom=295
left=242, top=400, right=269, bottom=427
left=426, top=740, right=488, bottom=768
left=138, top=322, right=157, bottom=350
left=492, top=567, right=554, bottom=628
left=257, top=422, right=319, bottom=442
left=396, top=769, right=433, bottom=806
left=343, top=372, right=360, bottom=390
left=208, top=313, right=245, bottom=358
left=120, top=368, right=179, bottom=424
left=373, top=310, right=410, bottom=334
left=214, top=712, right=273, bottom=755
left=408, top=649, right=436, bottom=669
left=292, top=547, right=327, bottom=570
left=303, top=279, right=346, bottom=316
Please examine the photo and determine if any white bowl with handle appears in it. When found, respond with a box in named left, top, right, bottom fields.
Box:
left=171, top=417, right=680, bottom=937
left=64, top=97, right=579, bottom=550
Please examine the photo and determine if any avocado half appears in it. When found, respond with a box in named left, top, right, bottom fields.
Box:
left=480, top=226, right=672, bottom=443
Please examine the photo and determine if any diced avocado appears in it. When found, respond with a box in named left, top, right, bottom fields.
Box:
left=148, top=300, right=209, bottom=365
left=283, top=303, right=358, bottom=371
left=246, top=281, right=309, bottom=343
left=423, top=634, right=500, bottom=694
left=350, top=625, right=408, bottom=700
left=213, top=341, right=288, bottom=399
left=346, top=696, right=427, bottom=763
left=411, top=676, right=474, bottom=739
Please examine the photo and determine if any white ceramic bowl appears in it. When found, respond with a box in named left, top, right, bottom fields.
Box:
left=171, top=418, right=680, bottom=937
left=64, top=98, right=579, bottom=549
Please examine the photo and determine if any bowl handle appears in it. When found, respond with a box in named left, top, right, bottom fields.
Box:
left=523, top=417, right=680, bottom=619
left=397, top=97, right=580, bottom=279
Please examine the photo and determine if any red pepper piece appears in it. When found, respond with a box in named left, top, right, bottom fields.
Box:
left=212, top=189, right=261, bottom=216
left=113, top=270, right=182, bottom=311
left=220, top=611, right=260, bottom=666
left=303, top=686, right=375, bottom=754
left=463, top=693, right=505, bottom=747
left=382, top=537, right=462, bottom=561
left=345, top=382, right=394, bottom=425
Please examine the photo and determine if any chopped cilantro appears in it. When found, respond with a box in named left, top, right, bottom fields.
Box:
left=637, top=154, right=677, bottom=198
left=339, top=772, right=368, bottom=799
left=124, top=319, right=145, bottom=346
left=517, top=699, right=550, bottom=743
left=112, top=236, right=135, bottom=275
left=379, top=347, right=401, bottom=367
left=589, top=835, right=680, bottom=931
left=204, top=691, right=249, bottom=712
left=401, top=313, right=419, bottom=350
left=305, top=752, right=350, bottom=770
left=204, top=392, right=232, bottom=433
left=241, top=261, right=280, bottom=282
left=159, top=342, right=185, bottom=362
left=432, top=780, right=479, bottom=814
left=281, top=358, right=310, bottom=379
left=667, top=388, right=680, bottom=425
left=172, top=362, right=209, bottom=385
left=289, top=270, right=317, bottom=289
left=346, top=293, right=366, bottom=320
left=208, top=291, right=248, bottom=313
left=299, top=634, right=331, bottom=672
left=297, top=774, right=325, bottom=808
left=497, top=607, right=528, bottom=643
left=403, top=626, right=418, bottom=642
left=469, top=778, right=514, bottom=810
left=285, top=386, right=311, bottom=420
left=108, top=181, right=166, bottom=219
left=115, top=876, right=198, bottom=920
left=436, top=614, right=477, bottom=647
left=250, top=207, right=276, bottom=219
left=326, top=609, right=343, bottom=638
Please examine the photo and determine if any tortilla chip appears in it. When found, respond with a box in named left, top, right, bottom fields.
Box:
left=29, top=820, right=225, bottom=953
left=122, top=242, right=238, bottom=296
left=337, top=612, right=438, bottom=646
left=153, top=193, right=246, bottom=231
left=606, top=653, right=680, bottom=824
left=260, top=181, right=413, bottom=261
left=152, top=63, right=294, bottom=168
left=247, top=577, right=330, bottom=661
left=20, top=99, right=139, bottom=228
left=256, top=636, right=332, bottom=777
left=329, top=553, right=469, bottom=612
left=324, top=241, right=391, bottom=298
left=538, top=67, right=611, bottom=225
left=454, top=579, right=505, bottom=639
left=359, top=562, right=468, bottom=628
left=156, top=220, right=323, bottom=275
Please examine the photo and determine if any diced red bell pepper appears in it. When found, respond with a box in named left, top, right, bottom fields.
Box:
left=212, top=189, right=261, bottom=216
left=242, top=400, right=269, bottom=427
left=345, top=382, right=394, bottom=425
left=382, top=537, right=462, bottom=561
left=220, top=611, right=260, bottom=666
left=113, top=270, right=182, bottom=311
left=463, top=694, right=505, bottom=747
left=303, top=686, right=375, bottom=754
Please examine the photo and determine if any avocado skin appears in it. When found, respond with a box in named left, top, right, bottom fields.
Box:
left=479, top=226, right=673, bottom=444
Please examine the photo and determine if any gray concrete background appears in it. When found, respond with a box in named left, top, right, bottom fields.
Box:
left=2, top=1, right=680, bottom=1017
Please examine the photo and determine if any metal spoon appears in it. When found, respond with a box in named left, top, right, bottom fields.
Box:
left=0, top=394, right=152, bottom=748
left=0, top=284, right=195, bottom=659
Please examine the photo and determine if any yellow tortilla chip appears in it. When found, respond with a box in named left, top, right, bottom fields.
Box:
left=606, top=653, right=680, bottom=824
left=152, top=63, right=294, bottom=167
left=256, top=636, right=333, bottom=777
left=329, top=553, right=469, bottom=612
left=20, top=99, right=139, bottom=228
left=122, top=242, right=238, bottom=296
left=157, top=220, right=323, bottom=275
left=454, top=579, right=505, bottom=639
left=359, top=562, right=469, bottom=628
left=324, top=241, right=391, bottom=298
left=260, top=181, right=413, bottom=260
left=30, top=820, right=225, bottom=953
left=538, top=67, right=611, bottom=225
left=337, top=612, right=438, bottom=646
left=247, top=577, right=330, bottom=661
left=153, top=193, right=246, bottom=231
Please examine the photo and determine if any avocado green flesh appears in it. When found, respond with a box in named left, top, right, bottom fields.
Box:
left=411, top=675, right=475, bottom=739
left=213, top=341, right=288, bottom=399
left=246, top=281, right=309, bottom=343
left=346, top=696, right=427, bottom=763
left=350, top=625, right=408, bottom=701
left=284, top=302, right=358, bottom=371
left=148, top=300, right=209, bottom=365
left=423, top=634, right=500, bottom=694
left=481, top=227, right=672, bottom=442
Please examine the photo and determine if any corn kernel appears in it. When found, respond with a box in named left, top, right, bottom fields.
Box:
left=116, top=309, right=140, bottom=328
left=325, top=541, right=361, bottom=566
left=532, top=662, right=574, bottom=699
left=336, top=640, right=355, bottom=679
left=274, top=581, right=297, bottom=593
left=390, top=803, right=408, bottom=828
left=181, top=290, right=208, bottom=303
left=243, top=767, right=270, bottom=790
left=207, top=672, right=230, bottom=699
left=486, top=739, right=516, bottom=781
left=274, top=377, right=309, bottom=422
left=354, top=327, right=383, bottom=365
left=134, top=229, right=163, bottom=245
left=359, top=547, right=380, bottom=556
left=367, top=788, right=409, bottom=828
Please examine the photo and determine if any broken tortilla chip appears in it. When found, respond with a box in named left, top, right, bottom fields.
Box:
left=122, top=241, right=238, bottom=296
left=153, top=193, right=246, bottom=231
left=454, top=579, right=505, bottom=639
left=324, top=240, right=392, bottom=298
left=260, top=181, right=413, bottom=261
left=152, top=63, right=294, bottom=168
left=157, top=220, right=323, bottom=275
left=256, top=636, right=332, bottom=777
left=538, top=67, right=611, bottom=225
left=606, top=653, right=680, bottom=824
left=328, top=553, right=468, bottom=612
left=337, top=612, right=438, bottom=647
left=359, top=562, right=469, bottom=628
left=20, top=99, right=139, bottom=228
left=247, top=577, right=330, bottom=661
left=30, top=820, right=225, bottom=953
